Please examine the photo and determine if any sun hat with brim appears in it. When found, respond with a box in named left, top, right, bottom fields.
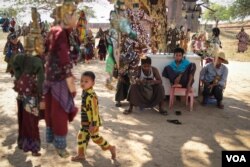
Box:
left=216, top=51, right=229, bottom=64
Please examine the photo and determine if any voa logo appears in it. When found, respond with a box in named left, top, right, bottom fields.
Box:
left=226, top=155, right=247, bottom=163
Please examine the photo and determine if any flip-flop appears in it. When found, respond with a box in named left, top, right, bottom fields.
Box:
left=56, top=149, right=70, bottom=158
left=159, top=110, right=168, bottom=115
left=71, top=155, right=86, bottom=162
left=175, top=111, right=182, bottom=115
left=167, top=119, right=182, bottom=125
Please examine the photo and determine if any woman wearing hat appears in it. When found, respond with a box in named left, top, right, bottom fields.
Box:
left=200, top=51, right=229, bottom=109
left=44, top=0, right=78, bottom=158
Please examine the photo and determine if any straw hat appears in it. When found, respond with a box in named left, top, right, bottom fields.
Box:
left=215, top=51, right=228, bottom=64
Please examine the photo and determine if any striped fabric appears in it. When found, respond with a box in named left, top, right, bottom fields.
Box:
left=43, top=80, right=76, bottom=113
left=77, top=88, right=110, bottom=153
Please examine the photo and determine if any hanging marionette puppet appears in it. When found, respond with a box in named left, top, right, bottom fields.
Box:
left=13, top=7, right=45, bottom=157
left=77, top=10, right=88, bottom=44
left=44, top=0, right=79, bottom=158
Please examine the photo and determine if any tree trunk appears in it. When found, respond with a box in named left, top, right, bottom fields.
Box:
left=215, top=20, right=219, bottom=27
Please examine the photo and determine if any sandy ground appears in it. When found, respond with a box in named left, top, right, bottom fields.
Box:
left=0, top=35, right=250, bottom=167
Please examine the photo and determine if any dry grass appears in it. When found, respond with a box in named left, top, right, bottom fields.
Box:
left=0, top=31, right=8, bottom=52
left=219, top=29, right=250, bottom=62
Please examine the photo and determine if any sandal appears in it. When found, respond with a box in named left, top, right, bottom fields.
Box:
left=115, top=101, right=122, bottom=107
left=123, top=109, right=132, bottom=115
left=32, top=152, right=41, bottom=157
left=167, top=119, right=182, bottom=125
left=56, top=149, right=70, bottom=158
left=175, top=111, right=182, bottom=115
left=71, top=155, right=86, bottom=162
left=159, top=109, right=168, bottom=115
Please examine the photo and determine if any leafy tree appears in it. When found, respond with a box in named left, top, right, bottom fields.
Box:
left=202, top=3, right=231, bottom=27
left=230, top=0, right=250, bottom=20
left=7, top=0, right=96, bottom=21
left=0, top=7, right=21, bottom=18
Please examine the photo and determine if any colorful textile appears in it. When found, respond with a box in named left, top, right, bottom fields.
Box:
left=77, top=88, right=110, bottom=153
left=81, top=88, right=101, bottom=127
left=166, top=28, right=180, bottom=53
left=77, top=11, right=88, bottom=44
left=43, top=80, right=76, bottom=114
left=77, top=127, right=110, bottom=154
left=163, top=63, right=196, bottom=87
left=13, top=54, right=44, bottom=154
left=13, top=55, right=44, bottom=96
left=45, top=92, right=72, bottom=149
left=17, top=99, right=40, bottom=153
left=105, top=45, right=115, bottom=74
left=45, top=26, right=73, bottom=81
left=4, top=41, right=24, bottom=75
left=236, top=31, right=249, bottom=52
left=45, top=25, right=78, bottom=150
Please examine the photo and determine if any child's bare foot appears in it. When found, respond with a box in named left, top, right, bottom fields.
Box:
left=110, top=146, right=116, bottom=160
left=71, top=155, right=86, bottom=161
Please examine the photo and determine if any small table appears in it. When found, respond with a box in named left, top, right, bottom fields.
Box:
left=148, top=53, right=202, bottom=97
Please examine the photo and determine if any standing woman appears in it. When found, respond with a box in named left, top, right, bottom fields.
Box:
left=44, top=0, right=78, bottom=158
left=236, top=27, right=249, bottom=53
left=97, top=36, right=107, bottom=61
left=13, top=8, right=45, bottom=156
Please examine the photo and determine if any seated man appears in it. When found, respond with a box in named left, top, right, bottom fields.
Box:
left=124, top=56, right=167, bottom=115
left=200, top=52, right=228, bottom=109
left=162, top=47, right=196, bottom=93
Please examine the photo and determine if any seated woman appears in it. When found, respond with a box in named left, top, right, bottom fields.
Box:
left=124, top=56, right=167, bottom=115
left=162, top=47, right=196, bottom=93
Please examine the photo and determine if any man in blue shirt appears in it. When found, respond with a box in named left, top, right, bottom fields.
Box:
left=162, top=47, right=196, bottom=94
left=200, top=52, right=228, bottom=109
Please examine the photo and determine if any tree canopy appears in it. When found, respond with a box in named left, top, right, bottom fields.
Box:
left=230, top=0, right=250, bottom=20
left=1, top=0, right=96, bottom=23
left=202, top=3, right=231, bottom=26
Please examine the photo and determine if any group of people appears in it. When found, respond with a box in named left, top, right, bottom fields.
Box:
left=116, top=46, right=228, bottom=115
left=3, top=1, right=117, bottom=162
left=0, top=15, right=16, bottom=32
left=1, top=0, right=233, bottom=163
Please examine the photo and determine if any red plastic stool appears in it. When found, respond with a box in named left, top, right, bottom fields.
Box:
left=169, top=87, right=194, bottom=112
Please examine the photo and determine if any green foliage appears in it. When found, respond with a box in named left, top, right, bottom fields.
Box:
left=6, top=0, right=96, bottom=19
left=202, top=3, right=231, bottom=21
left=0, top=7, right=21, bottom=18
left=230, top=0, right=250, bottom=19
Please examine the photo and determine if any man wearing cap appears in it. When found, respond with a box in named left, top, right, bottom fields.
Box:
left=200, top=51, right=229, bottom=109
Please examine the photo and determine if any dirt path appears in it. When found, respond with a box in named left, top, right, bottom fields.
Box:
left=0, top=50, right=249, bottom=167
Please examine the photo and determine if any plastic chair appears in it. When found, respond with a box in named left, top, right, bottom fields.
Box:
left=169, top=87, right=194, bottom=112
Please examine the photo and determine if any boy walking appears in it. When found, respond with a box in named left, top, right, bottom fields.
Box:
left=71, top=71, right=116, bottom=161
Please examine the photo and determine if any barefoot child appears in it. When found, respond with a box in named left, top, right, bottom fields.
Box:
left=71, top=71, right=116, bottom=161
